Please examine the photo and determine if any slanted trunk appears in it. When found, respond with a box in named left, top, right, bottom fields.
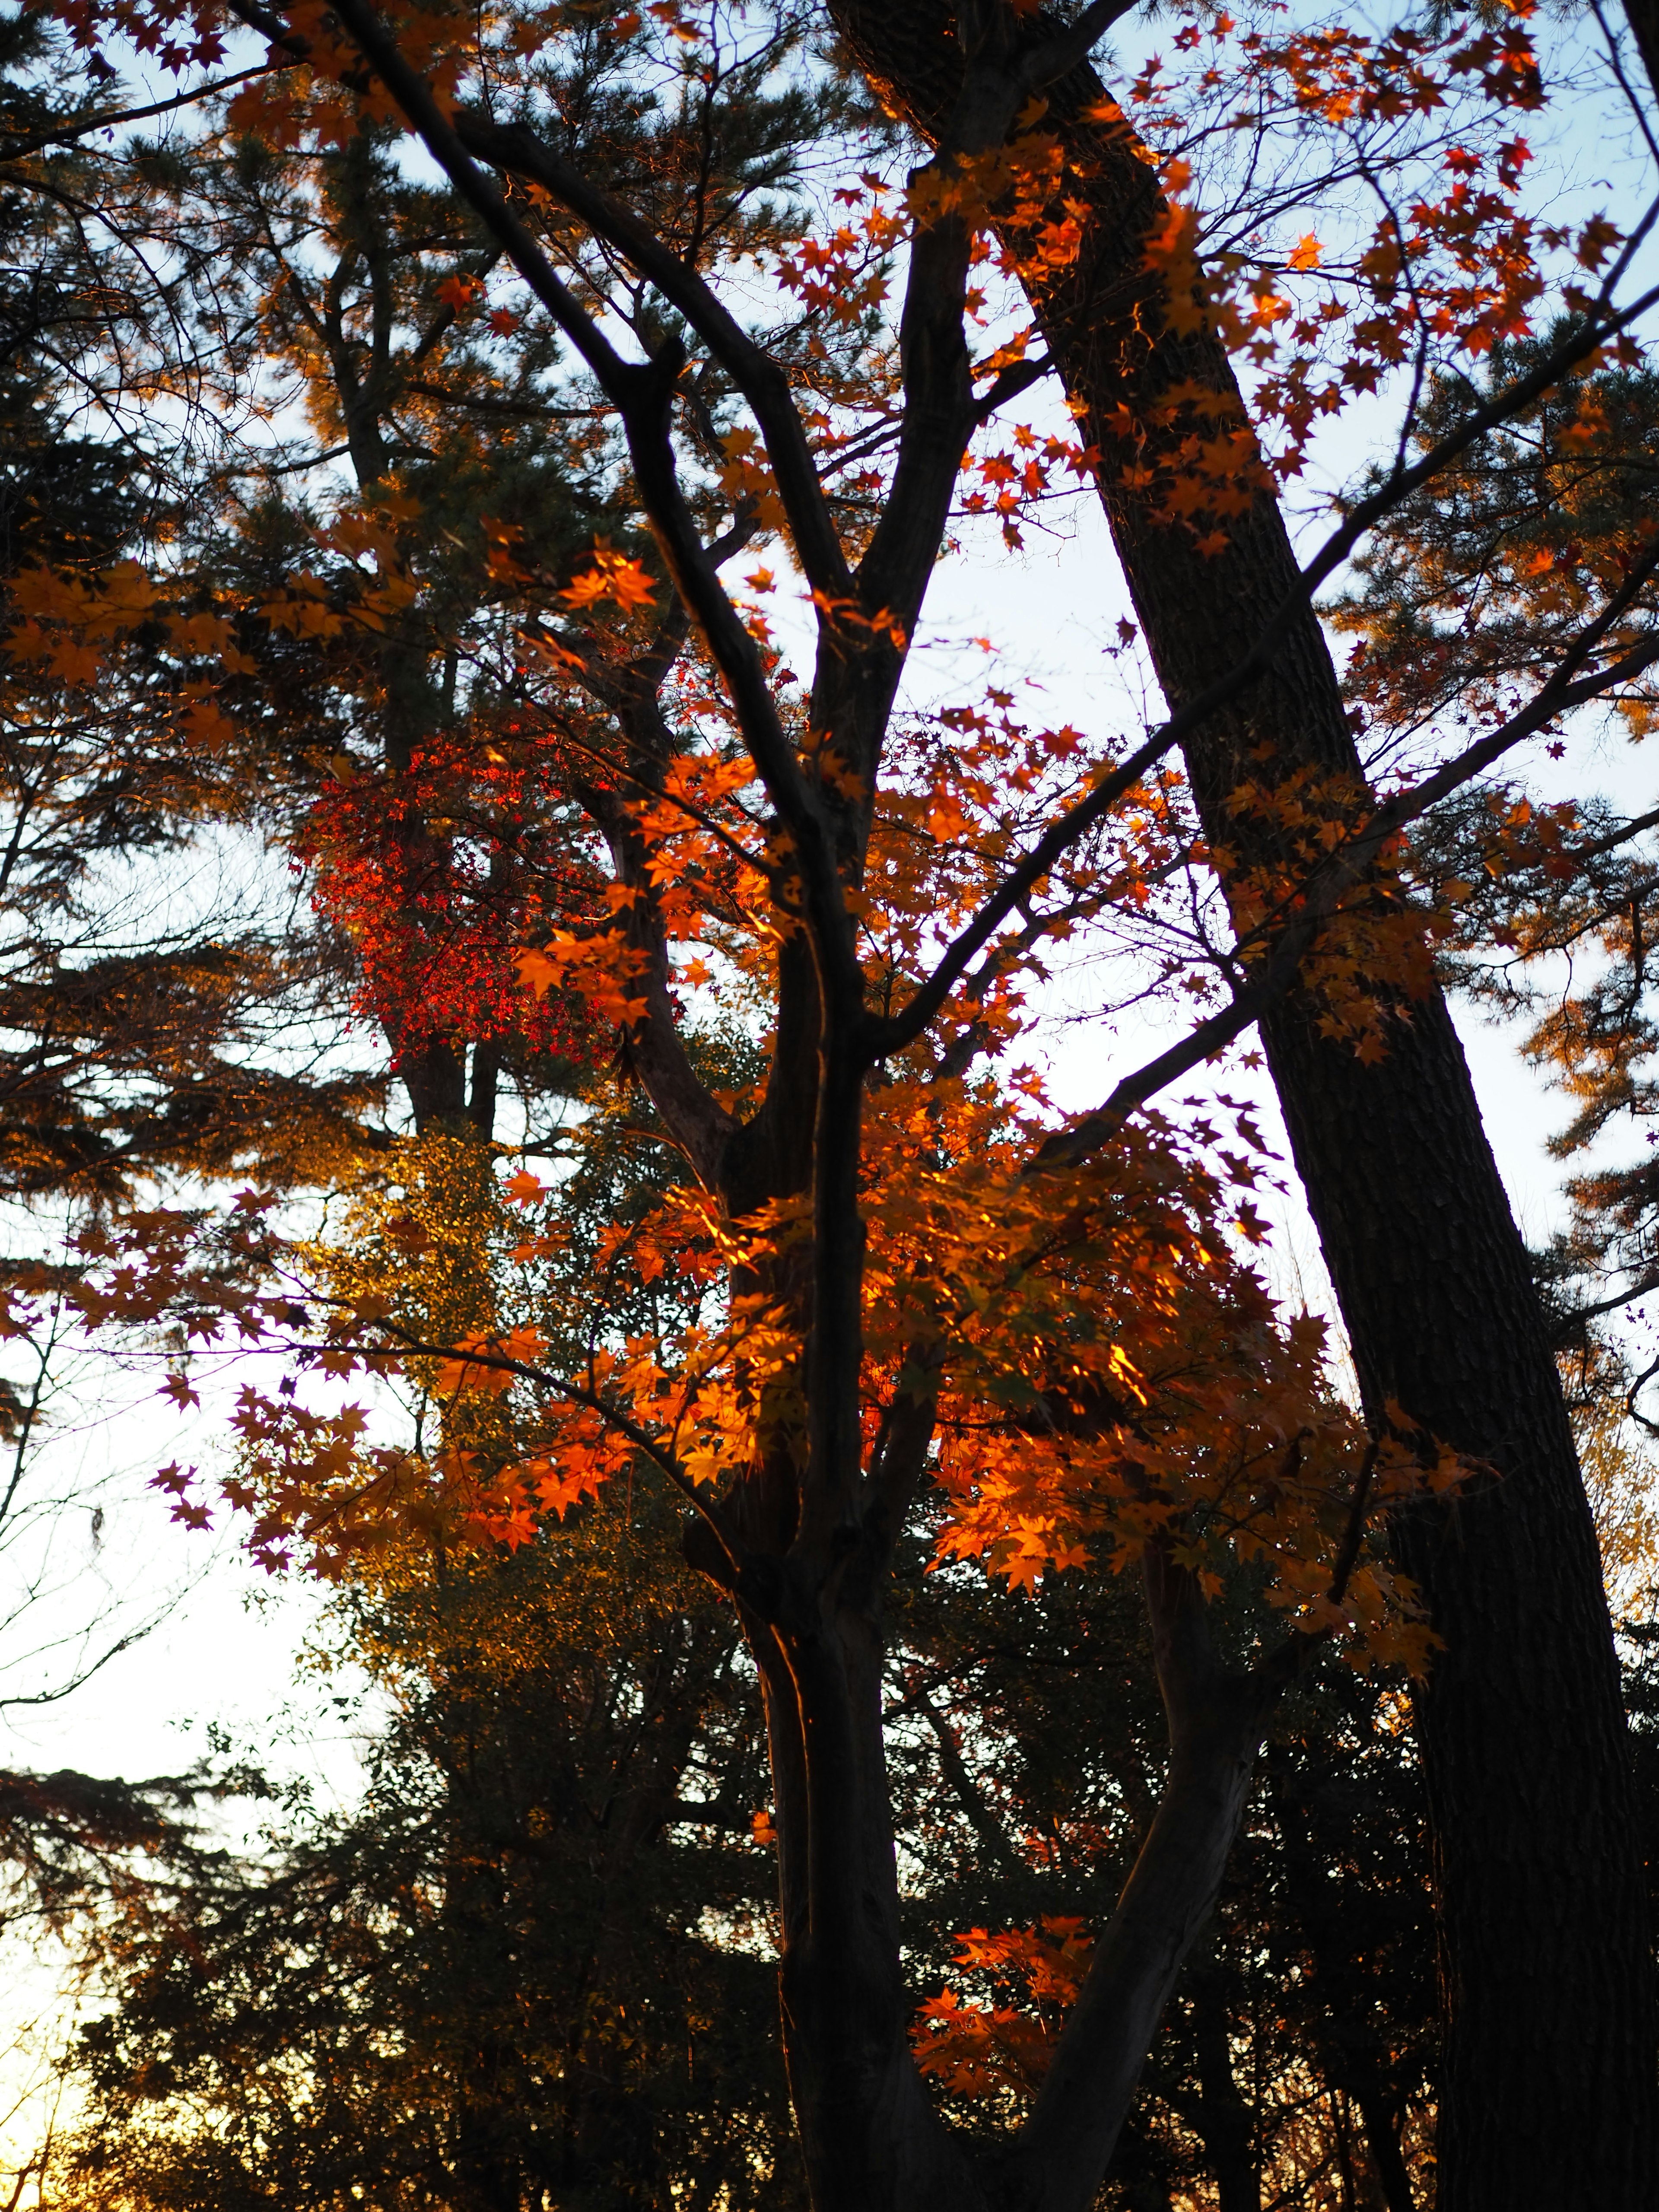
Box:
left=999, top=1723, right=1263, bottom=2212
left=826, top=6, right=1657, bottom=2197
left=992, top=1548, right=1290, bottom=2212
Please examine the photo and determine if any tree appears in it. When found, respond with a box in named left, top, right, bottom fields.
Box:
left=0, top=10, right=390, bottom=1201
left=60, top=1086, right=799, bottom=2212
left=20, top=0, right=1659, bottom=2203
left=0, top=21, right=432, bottom=2072
left=64, top=1501, right=801, bottom=2212
left=815, top=1, right=1659, bottom=2196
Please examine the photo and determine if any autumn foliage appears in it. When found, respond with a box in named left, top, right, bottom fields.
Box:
left=2, top=0, right=1658, bottom=2202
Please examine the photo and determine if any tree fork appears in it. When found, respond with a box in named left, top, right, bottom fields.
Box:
left=824, top=0, right=1658, bottom=2196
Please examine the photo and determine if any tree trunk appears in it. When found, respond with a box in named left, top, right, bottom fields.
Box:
left=1623, top=0, right=1659, bottom=111
left=1266, top=993, right=1651, bottom=2203
left=749, top=1578, right=990, bottom=2212
left=1354, top=2089, right=1418, bottom=2212
left=826, top=6, right=1658, bottom=2199
left=994, top=1546, right=1290, bottom=2212
left=1189, top=1948, right=1259, bottom=2212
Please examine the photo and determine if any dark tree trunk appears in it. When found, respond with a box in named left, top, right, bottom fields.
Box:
left=1623, top=0, right=1659, bottom=111
left=824, top=4, right=1657, bottom=2200
left=397, top=1033, right=468, bottom=1129
left=1189, top=1950, right=1259, bottom=2212
left=1265, top=991, right=1651, bottom=2202
left=748, top=1578, right=990, bottom=2212
left=1354, top=2089, right=1417, bottom=2212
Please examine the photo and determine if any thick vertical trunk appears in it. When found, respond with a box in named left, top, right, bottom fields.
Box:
left=826, top=6, right=1657, bottom=2197
left=1265, top=993, right=1650, bottom=2200
left=1189, top=1951, right=1258, bottom=2212
left=1354, top=2090, right=1417, bottom=2212
left=751, top=1588, right=988, bottom=2212
left=454, top=2060, right=522, bottom=2212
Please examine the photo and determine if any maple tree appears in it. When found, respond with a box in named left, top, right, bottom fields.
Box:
left=6, top=0, right=1659, bottom=2203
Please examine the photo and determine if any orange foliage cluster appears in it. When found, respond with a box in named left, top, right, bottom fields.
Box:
left=9, top=1029, right=1451, bottom=1665
left=915, top=1920, right=1095, bottom=2101
left=1116, top=4, right=1619, bottom=491
left=4, top=557, right=244, bottom=756
left=0, top=519, right=1471, bottom=1662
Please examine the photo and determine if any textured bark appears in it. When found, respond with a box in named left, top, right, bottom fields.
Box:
left=1624, top=0, right=1659, bottom=112
left=825, top=3, right=1658, bottom=2199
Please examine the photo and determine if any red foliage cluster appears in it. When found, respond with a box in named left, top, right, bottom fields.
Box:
left=298, top=726, right=604, bottom=1074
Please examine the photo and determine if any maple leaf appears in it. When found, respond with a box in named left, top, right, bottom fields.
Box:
left=515, top=949, right=562, bottom=1000
left=563, top=549, right=658, bottom=614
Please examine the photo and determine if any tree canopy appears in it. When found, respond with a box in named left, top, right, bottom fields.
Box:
left=2, top=0, right=1659, bottom=2206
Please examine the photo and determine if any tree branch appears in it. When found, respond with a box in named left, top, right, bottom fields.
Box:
left=456, top=117, right=854, bottom=606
